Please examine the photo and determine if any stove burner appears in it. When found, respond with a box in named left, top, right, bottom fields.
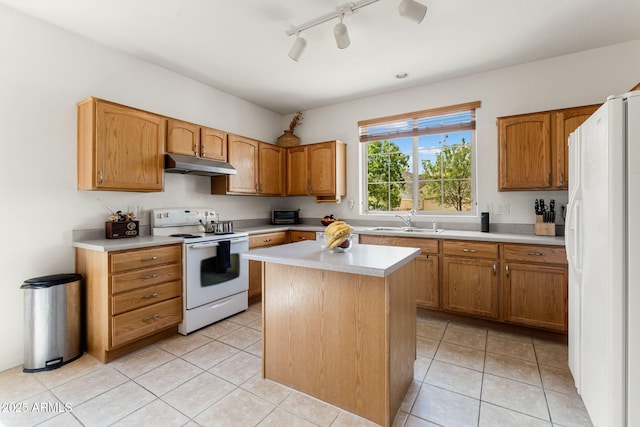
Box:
left=170, top=234, right=200, bottom=238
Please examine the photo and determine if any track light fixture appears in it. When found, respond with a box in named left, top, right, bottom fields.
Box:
left=398, top=0, right=428, bottom=24
left=286, top=0, right=427, bottom=61
left=333, top=15, right=351, bottom=49
left=288, top=33, right=307, bottom=61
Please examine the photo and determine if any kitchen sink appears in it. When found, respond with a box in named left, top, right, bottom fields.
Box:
left=368, top=226, right=444, bottom=233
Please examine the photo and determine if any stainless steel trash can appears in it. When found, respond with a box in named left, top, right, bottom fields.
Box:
left=21, top=273, right=82, bottom=373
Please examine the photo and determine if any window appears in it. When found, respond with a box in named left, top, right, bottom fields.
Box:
left=359, top=101, right=480, bottom=215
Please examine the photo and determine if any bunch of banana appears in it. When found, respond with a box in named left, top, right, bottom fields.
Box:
left=324, top=220, right=353, bottom=249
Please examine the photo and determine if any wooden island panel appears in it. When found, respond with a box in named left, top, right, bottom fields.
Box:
left=262, top=260, right=416, bottom=427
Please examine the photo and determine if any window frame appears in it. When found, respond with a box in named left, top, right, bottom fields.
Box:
left=359, top=102, right=480, bottom=217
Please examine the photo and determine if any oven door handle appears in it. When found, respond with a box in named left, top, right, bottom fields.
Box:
left=188, top=242, right=220, bottom=249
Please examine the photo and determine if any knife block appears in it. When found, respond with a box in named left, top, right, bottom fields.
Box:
left=535, top=215, right=555, bottom=236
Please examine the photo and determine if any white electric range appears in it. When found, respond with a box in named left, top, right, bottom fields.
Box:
left=150, top=208, right=249, bottom=334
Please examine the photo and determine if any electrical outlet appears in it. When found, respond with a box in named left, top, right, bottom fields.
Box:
left=494, top=203, right=510, bottom=215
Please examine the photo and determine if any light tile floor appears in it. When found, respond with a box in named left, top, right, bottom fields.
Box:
left=0, top=303, right=594, bottom=426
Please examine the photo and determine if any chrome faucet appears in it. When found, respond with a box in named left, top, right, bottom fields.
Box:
left=395, top=209, right=416, bottom=227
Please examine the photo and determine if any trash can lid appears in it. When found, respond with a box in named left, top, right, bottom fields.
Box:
left=20, top=273, right=82, bottom=289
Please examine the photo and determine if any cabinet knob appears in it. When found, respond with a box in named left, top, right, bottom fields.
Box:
left=546, top=173, right=551, bottom=186
left=142, top=256, right=159, bottom=262
left=528, top=252, right=546, bottom=257
left=98, top=170, right=103, bottom=185
left=493, top=263, right=496, bottom=274
left=143, top=313, right=159, bottom=321
left=505, top=264, right=510, bottom=277
left=559, top=172, right=564, bottom=186
left=463, top=248, right=477, bottom=253
left=142, top=292, right=159, bottom=299
left=142, top=273, right=159, bottom=280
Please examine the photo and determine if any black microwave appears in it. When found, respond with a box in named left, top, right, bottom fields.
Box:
left=272, top=209, right=300, bottom=224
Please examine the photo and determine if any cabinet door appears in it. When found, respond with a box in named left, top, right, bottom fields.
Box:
left=289, top=231, right=316, bottom=242
left=287, top=146, right=308, bottom=195
left=503, top=262, right=567, bottom=332
left=307, top=142, right=336, bottom=195
left=259, top=143, right=285, bottom=195
left=167, top=119, right=200, bottom=156
left=227, top=135, right=259, bottom=193
left=417, top=254, right=440, bottom=310
left=200, top=127, right=227, bottom=161
left=93, top=101, right=164, bottom=191
left=554, top=105, right=599, bottom=189
left=498, top=113, right=552, bottom=190
left=442, top=257, right=499, bottom=319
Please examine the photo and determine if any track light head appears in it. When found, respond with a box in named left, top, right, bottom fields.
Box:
left=288, top=35, right=307, bottom=61
left=399, top=0, right=427, bottom=24
left=333, top=17, right=351, bottom=49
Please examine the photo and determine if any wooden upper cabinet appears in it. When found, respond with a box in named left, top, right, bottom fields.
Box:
left=77, top=97, right=164, bottom=192
left=308, top=142, right=337, bottom=195
left=286, top=146, right=308, bottom=196
left=553, top=105, right=599, bottom=189
left=498, top=113, right=552, bottom=190
left=212, top=134, right=284, bottom=195
left=498, top=104, right=599, bottom=191
left=227, top=134, right=259, bottom=193
left=167, top=119, right=200, bottom=157
left=167, top=119, right=227, bottom=161
left=201, top=127, right=227, bottom=161
left=285, top=140, right=346, bottom=201
left=258, top=142, right=285, bottom=195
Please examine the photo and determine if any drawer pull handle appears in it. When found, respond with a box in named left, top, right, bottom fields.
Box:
left=528, top=252, right=546, bottom=256
left=143, top=313, right=159, bottom=321
left=143, top=273, right=159, bottom=279
left=142, top=256, right=159, bottom=261
left=493, top=263, right=496, bottom=274
left=506, top=264, right=510, bottom=277
left=142, top=292, right=159, bottom=299
left=463, top=249, right=477, bottom=253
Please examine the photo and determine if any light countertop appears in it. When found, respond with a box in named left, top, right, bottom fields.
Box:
left=243, top=240, right=420, bottom=277
left=237, top=224, right=566, bottom=246
left=72, top=235, right=183, bottom=252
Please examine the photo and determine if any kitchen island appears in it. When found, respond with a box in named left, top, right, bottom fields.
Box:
left=244, top=240, right=420, bottom=427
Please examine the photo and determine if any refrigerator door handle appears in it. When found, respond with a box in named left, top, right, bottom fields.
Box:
left=566, top=198, right=583, bottom=276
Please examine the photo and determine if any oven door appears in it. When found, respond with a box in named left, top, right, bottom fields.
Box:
left=185, top=237, right=248, bottom=310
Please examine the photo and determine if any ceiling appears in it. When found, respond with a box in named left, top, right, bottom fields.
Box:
left=2, top=0, right=640, bottom=114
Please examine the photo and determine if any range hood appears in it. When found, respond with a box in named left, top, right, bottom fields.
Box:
left=164, top=153, right=237, bottom=176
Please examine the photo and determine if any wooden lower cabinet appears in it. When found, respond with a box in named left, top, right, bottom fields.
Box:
left=288, top=230, right=317, bottom=242
left=442, top=257, right=499, bottom=319
left=75, top=244, right=183, bottom=363
left=442, top=240, right=500, bottom=319
left=503, top=244, right=568, bottom=332
left=248, top=231, right=289, bottom=303
left=359, top=235, right=440, bottom=310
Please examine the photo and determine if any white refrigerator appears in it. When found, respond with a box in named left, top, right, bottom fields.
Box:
left=566, top=91, right=639, bottom=427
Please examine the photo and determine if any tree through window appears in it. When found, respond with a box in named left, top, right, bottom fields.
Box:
left=359, top=101, right=479, bottom=214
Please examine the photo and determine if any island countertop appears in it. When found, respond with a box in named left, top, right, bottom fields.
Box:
left=243, top=240, right=420, bottom=278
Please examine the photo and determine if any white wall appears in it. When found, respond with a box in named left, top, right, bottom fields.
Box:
left=284, top=40, right=640, bottom=227
left=0, top=5, right=282, bottom=371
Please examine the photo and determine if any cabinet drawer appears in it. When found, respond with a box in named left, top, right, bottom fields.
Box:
left=359, top=235, right=439, bottom=254
left=443, top=240, right=498, bottom=259
left=111, top=263, right=182, bottom=294
left=503, top=244, right=567, bottom=265
left=110, top=244, right=182, bottom=273
left=112, top=280, right=182, bottom=315
left=249, top=232, right=288, bottom=248
left=289, top=231, right=317, bottom=242
left=111, top=297, right=182, bottom=348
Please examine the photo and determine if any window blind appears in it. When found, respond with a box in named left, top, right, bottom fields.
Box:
left=358, top=101, right=481, bottom=142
